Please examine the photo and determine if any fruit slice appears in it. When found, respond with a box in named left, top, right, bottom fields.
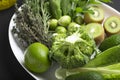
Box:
left=99, top=34, right=120, bottom=51
left=103, top=16, right=120, bottom=35
left=85, top=23, right=105, bottom=44
left=84, top=6, right=104, bottom=23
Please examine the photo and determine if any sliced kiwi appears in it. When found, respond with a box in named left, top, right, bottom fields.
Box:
left=103, top=16, right=120, bottom=36
left=85, top=23, right=105, bottom=44
left=84, top=6, right=104, bottom=23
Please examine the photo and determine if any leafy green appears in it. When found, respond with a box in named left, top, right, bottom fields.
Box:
left=65, top=71, right=104, bottom=80
left=85, top=45, right=120, bottom=67
left=49, top=0, right=62, bottom=19
left=61, top=0, right=71, bottom=15
left=67, top=63, right=120, bottom=80
left=56, top=0, right=112, bottom=19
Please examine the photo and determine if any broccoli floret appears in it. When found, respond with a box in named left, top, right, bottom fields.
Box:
left=50, top=28, right=96, bottom=69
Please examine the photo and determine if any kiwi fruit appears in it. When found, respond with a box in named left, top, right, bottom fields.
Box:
left=103, top=16, right=120, bottom=36
left=85, top=23, right=105, bottom=44
left=84, top=6, right=104, bottom=23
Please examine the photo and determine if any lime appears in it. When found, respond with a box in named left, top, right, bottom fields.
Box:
left=24, top=42, right=51, bottom=73
left=99, top=34, right=120, bottom=51
left=0, top=0, right=16, bottom=11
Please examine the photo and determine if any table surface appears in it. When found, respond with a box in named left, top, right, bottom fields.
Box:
left=0, top=0, right=120, bottom=80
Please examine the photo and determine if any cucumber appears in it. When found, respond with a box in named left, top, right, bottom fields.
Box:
left=99, top=34, right=120, bottom=51
left=85, top=45, right=120, bottom=67
left=65, top=71, right=104, bottom=80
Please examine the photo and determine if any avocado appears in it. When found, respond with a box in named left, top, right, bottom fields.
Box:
left=103, top=16, right=120, bottom=36
left=65, top=71, right=104, bottom=80
left=84, top=6, right=104, bottom=23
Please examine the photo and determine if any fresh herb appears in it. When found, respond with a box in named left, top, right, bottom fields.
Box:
left=12, top=0, right=52, bottom=49
left=49, top=0, right=62, bottom=19
left=60, top=0, right=112, bottom=19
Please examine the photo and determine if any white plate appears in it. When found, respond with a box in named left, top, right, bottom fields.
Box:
left=8, top=3, right=120, bottom=80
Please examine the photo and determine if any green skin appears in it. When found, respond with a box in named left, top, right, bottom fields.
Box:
left=24, top=42, right=51, bottom=73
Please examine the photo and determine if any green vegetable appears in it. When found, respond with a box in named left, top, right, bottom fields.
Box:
left=12, top=0, right=52, bottom=49
left=55, top=26, right=67, bottom=34
left=49, top=0, right=62, bottom=19
left=99, top=34, right=120, bottom=51
left=67, top=63, right=120, bottom=80
left=62, top=45, right=120, bottom=80
left=24, top=42, right=51, bottom=73
left=58, top=15, right=71, bottom=27
left=60, top=0, right=71, bottom=15
left=48, top=19, right=58, bottom=30
left=50, top=28, right=96, bottom=69
left=85, top=45, right=120, bottom=67
left=67, top=22, right=81, bottom=34
left=65, top=71, right=104, bottom=80
left=74, top=16, right=84, bottom=25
